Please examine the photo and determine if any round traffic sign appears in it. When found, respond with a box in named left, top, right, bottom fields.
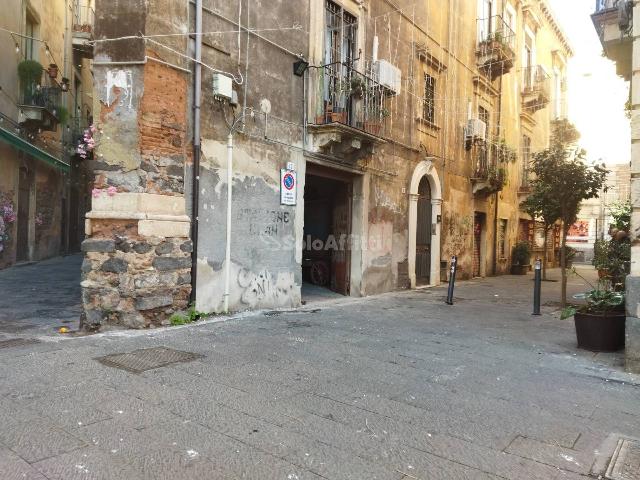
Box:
left=283, top=172, right=295, bottom=190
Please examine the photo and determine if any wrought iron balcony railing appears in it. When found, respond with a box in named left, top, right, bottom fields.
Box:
left=477, top=15, right=516, bottom=52
left=308, top=62, right=388, bottom=137
left=522, top=65, right=551, bottom=112
left=73, top=4, right=94, bottom=35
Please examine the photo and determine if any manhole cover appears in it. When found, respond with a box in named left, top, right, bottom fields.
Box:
left=606, top=438, right=640, bottom=480
left=95, top=346, right=204, bottom=373
left=0, top=338, right=40, bottom=349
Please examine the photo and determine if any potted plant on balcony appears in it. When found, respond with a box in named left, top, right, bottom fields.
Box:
left=561, top=279, right=625, bottom=352
left=510, top=241, right=531, bottom=275
left=48, top=63, right=59, bottom=79
left=17, top=60, right=43, bottom=99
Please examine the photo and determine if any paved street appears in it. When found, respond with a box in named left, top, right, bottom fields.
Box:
left=0, top=255, right=82, bottom=335
left=1, top=263, right=639, bottom=479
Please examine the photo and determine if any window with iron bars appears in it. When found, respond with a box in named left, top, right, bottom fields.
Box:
left=423, top=74, right=436, bottom=124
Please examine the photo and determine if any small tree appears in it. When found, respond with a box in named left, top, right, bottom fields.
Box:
left=525, top=144, right=607, bottom=306
left=522, top=186, right=561, bottom=280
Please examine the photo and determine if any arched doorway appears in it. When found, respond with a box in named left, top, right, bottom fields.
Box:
left=408, top=159, right=442, bottom=288
left=415, top=177, right=432, bottom=285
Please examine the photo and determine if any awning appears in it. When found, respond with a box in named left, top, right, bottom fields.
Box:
left=0, top=126, right=70, bottom=173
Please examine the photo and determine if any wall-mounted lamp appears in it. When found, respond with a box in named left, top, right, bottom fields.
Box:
left=293, top=58, right=309, bottom=77
left=61, top=77, right=70, bottom=92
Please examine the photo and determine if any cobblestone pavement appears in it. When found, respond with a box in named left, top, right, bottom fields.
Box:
left=0, top=264, right=639, bottom=479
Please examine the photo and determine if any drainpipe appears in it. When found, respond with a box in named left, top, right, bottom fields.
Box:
left=190, top=0, right=203, bottom=305
left=223, top=133, right=233, bottom=313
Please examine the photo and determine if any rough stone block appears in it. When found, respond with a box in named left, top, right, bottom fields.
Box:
left=120, top=311, right=147, bottom=329
left=135, top=295, right=173, bottom=310
left=152, top=256, right=191, bottom=271
left=155, top=241, right=174, bottom=255
left=180, top=240, right=193, bottom=253
left=177, top=272, right=191, bottom=285
left=81, top=259, right=93, bottom=274
left=138, top=219, right=190, bottom=238
left=134, top=274, right=160, bottom=289
left=133, top=242, right=153, bottom=254
left=115, top=239, right=134, bottom=252
left=101, top=257, right=129, bottom=273
left=81, top=239, right=115, bottom=253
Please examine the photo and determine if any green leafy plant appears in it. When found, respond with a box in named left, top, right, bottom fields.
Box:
left=55, top=105, right=69, bottom=124
left=560, top=286, right=624, bottom=320
left=169, top=304, right=205, bottom=326
left=511, top=241, right=531, bottom=266
left=17, top=60, right=43, bottom=85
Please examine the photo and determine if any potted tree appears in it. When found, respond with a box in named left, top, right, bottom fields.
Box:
left=561, top=280, right=625, bottom=352
left=510, top=241, right=531, bottom=275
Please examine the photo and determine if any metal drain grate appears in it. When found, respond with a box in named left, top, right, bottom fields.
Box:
left=95, top=346, right=204, bottom=373
left=0, top=338, right=41, bottom=349
left=606, top=438, right=640, bottom=480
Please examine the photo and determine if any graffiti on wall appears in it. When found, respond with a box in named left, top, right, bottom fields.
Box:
left=237, top=208, right=291, bottom=237
left=238, top=268, right=296, bottom=307
left=105, top=70, right=133, bottom=108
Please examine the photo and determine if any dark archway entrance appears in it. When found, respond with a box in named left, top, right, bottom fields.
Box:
left=415, top=177, right=432, bottom=285
left=302, top=166, right=353, bottom=299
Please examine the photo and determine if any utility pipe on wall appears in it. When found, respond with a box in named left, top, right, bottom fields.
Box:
left=223, top=133, right=233, bottom=313
left=190, top=0, right=203, bottom=305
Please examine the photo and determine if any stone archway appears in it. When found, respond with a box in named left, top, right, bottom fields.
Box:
left=408, top=159, right=442, bottom=288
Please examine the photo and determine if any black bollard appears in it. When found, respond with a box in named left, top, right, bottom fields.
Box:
left=532, top=258, right=541, bottom=315
left=445, top=255, right=457, bottom=305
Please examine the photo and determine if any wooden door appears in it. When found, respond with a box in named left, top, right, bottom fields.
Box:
left=331, top=181, right=352, bottom=295
left=473, top=214, right=482, bottom=277
left=416, top=177, right=432, bottom=285
left=16, top=167, right=30, bottom=262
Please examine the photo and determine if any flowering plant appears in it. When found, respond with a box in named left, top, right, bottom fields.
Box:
left=0, top=194, right=17, bottom=254
left=76, top=124, right=97, bottom=159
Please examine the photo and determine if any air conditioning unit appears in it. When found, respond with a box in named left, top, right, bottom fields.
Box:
left=373, top=60, right=401, bottom=96
left=212, top=73, right=233, bottom=100
left=465, top=118, right=487, bottom=142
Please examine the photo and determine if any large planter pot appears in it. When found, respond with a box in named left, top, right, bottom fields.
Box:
left=574, top=311, right=625, bottom=352
left=510, top=264, right=530, bottom=275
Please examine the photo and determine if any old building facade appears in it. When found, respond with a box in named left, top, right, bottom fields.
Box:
left=0, top=0, right=94, bottom=269
left=81, top=0, right=571, bottom=328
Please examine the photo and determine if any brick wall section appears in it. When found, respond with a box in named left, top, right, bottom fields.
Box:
left=139, top=51, right=189, bottom=195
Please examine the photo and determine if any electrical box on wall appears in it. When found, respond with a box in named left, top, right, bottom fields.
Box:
left=213, top=73, right=233, bottom=100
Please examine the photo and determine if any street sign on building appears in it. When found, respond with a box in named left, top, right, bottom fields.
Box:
left=280, top=168, right=296, bottom=205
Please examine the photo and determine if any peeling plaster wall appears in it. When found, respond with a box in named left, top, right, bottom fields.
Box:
left=195, top=140, right=303, bottom=312
left=191, top=0, right=307, bottom=313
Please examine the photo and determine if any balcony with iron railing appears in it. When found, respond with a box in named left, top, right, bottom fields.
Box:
left=592, top=0, right=632, bottom=79
left=521, top=65, right=551, bottom=113
left=476, top=15, right=516, bottom=79
left=306, top=62, right=388, bottom=157
left=72, top=4, right=94, bottom=57
left=471, top=138, right=516, bottom=195
left=18, top=75, right=63, bottom=132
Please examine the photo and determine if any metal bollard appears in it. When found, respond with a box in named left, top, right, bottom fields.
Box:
left=532, top=258, right=541, bottom=315
left=445, top=255, right=457, bottom=305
